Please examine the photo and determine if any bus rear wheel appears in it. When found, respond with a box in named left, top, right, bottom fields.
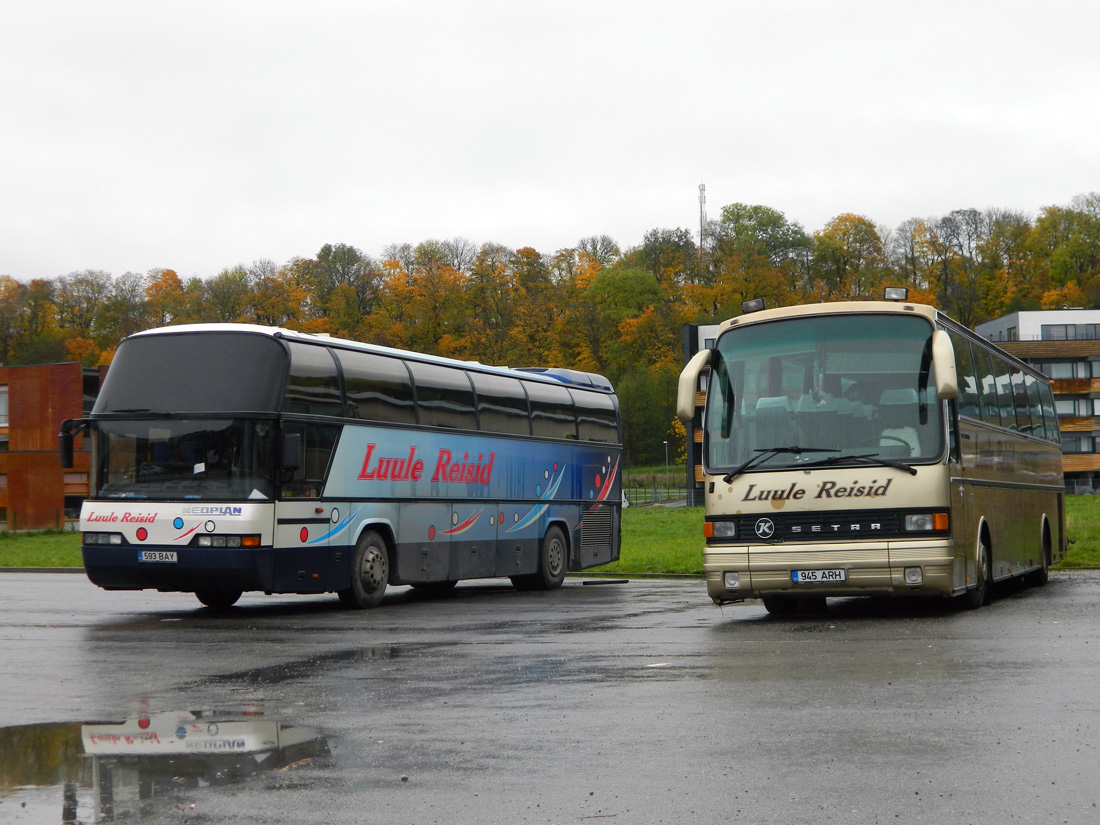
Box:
left=338, top=530, right=390, bottom=609
left=511, top=525, right=568, bottom=591
left=196, top=589, right=242, bottom=609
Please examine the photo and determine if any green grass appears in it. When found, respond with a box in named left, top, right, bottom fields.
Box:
left=592, top=506, right=704, bottom=576
left=3, top=497, right=1100, bottom=572
left=1063, top=495, right=1100, bottom=567
left=0, top=530, right=84, bottom=568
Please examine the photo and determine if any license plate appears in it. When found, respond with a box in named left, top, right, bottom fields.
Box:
left=138, top=551, right=177, bottom=563
left=792, top=568, right=845, bottom=583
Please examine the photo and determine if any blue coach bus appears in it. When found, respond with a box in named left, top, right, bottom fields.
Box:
left=61, top=324, right=622, bottom=608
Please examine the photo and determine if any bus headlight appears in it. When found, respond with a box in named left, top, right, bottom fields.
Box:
left=904, top=567, right=924, bottom=585
left=706, top=521, right=737, bottom=539
left=904, top=513, right=949, bottom=532
left=723, top=572, right=741, bottom=589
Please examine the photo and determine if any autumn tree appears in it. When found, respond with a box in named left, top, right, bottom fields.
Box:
left=810, top=214, right=887, bottom=300
left=144, top=269, right=186, bottom=326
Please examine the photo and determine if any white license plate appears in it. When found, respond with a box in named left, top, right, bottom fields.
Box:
left=138, top=551, right=178, bottom=563
left=792, top=568, right=845, bottom=583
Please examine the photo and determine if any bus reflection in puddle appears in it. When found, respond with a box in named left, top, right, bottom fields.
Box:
left=0, top=709, right=329, bottom=822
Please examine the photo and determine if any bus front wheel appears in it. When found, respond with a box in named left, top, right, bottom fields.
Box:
left=963, top=539, right=992, bottom=610
left=511, top=525, right=568, bottom=591
left=196, top=589, right=242, bottom=609
left=339, top=530, right=390, bottom=609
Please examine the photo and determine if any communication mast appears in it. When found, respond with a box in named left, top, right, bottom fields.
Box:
left=698, top=184, right=707, bottom=251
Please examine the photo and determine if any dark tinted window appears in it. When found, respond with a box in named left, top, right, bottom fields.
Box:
left=284, top=343, right=343, bottom=416
left=282, top=423, right=341, bottom=498
left=409, top=362, right=477, bottom=430
left=94, top=332, right=286, bottom=414
left=949, top=332, right=982, bottom=419
left=527, top=381, right=577, bottom=440
left=338, top=350, right=416, bottom=424
left=1011, top=370, right=1032, bottom=433
left=471, top=372, right=530, bottom=435
left=1040, top=381, right=1060, bottom=442
left=570, top=389, right=619, bottom=443
left=975, top=347, right=1000, bottom=427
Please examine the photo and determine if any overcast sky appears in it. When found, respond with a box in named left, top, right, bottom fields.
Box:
left=2, top=0, right=1098, bottom=281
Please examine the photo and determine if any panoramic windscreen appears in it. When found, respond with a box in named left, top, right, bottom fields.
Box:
left=94, top=418, right=277, bottom=500
left=706, top=313, right=944, bottom=472
left=93, top=331, right=288, bottom=414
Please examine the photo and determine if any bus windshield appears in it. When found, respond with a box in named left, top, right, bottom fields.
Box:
left=94, top=418, right=277, bottom=501
left=706, top=313, right=944, bottom=472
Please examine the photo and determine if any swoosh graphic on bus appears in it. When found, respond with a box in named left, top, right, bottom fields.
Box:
left=306, top=509, right=360, bottom=545
left=173, top=524, right=202, bottom=542
left=443, top=508, right=483, bottom=536
left=596, top=457, right=620, bottom=502
left=507, top=467, right=566, bottom=533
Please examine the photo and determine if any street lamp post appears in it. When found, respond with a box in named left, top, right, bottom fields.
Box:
left=663, top=440, right=669, bottom=501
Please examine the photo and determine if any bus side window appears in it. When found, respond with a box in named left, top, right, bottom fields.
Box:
left=975, top=347, right=1001, bottom=427
left=471, top=372, right=530, bottom=436
left=1039, top=381, right=1060, bottom=443
left=1024, top=374, right=1045, bottom=439
left=284, top=343, right=343, bottom=416
left=570, top=388, right=619, bottom=443
left=1011, top=370, right=1032, bottom=433
left=408, top=362, right=477, bottom=430
left=995, top=359, right=1016, bottom=429
left=339, top=350, right=416, bottom=424
left=949, top=331, right=982, bottom=418
left=527, top=381, right=577, bottom=440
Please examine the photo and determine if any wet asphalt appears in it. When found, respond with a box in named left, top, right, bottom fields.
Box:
left=1, top=570, right=1099, bottom=824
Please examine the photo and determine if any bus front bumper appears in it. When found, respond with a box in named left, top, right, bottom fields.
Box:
left=704, top=539, right=957, bottom=604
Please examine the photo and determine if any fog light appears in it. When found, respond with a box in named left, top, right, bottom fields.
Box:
left=723, top=572, right=741, bottom=588
left=904, top=566, right=923, bottom=585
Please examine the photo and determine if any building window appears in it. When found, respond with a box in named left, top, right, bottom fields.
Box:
left=1062, top=435, right=1095, bottom=454
left=1043, top=325, right=1071, bottom=341
left=1007, top=326, right=1018, bottom=341
left=0, top=385, right=7, bottom=426
left=1055, top=398, right=1091, bottom=417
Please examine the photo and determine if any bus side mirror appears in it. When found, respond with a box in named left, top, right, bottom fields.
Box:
left=59, top=419, right=84, bottom=469
left=677, top=349, right=712, bottom=423
left=932, top=330, right=958, bottom=400
left=59, top=430, right=75, bottom=469
left=282, top=432, right=301, bottom=472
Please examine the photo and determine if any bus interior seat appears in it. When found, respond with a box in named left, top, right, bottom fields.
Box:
left=795, top=393, right=838, bottom=448
left=878, top=388, right=920, bottom=456
left=755, top=396, right=794, bottom=445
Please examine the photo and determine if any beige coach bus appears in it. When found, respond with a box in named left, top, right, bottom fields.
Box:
left=677, top=291, right=1065, bottom=614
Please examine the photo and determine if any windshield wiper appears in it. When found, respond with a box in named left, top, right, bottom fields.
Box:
left=722, top=445, right=840, bottom=483
left=797, top=452, right=918, bottom=476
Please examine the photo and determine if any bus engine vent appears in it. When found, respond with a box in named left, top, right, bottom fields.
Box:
left=581, top=505, right=613, bottom=552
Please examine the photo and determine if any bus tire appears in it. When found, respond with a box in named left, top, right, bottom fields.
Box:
left=963, top=538, right=992, bottom=610
left=1031, top=530, right=1051, bottom=587
left=762, top=596, right=798, bottom=615
left=196, top=589, right=242, bottom=609
left=338, top=530, right=390, bottom=609
left=511, top=525, right=568, bottom=591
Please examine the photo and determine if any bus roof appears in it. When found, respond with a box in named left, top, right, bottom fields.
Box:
left=125, top=323, right=616, bottom=393
left=717, top=300, right=940, bottom=334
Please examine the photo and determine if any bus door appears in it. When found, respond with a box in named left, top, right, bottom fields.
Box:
left=276, top=422, right=343, bottom=592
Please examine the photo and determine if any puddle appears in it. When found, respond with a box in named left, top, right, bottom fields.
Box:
left=0, top=709, right=328, bottom=823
